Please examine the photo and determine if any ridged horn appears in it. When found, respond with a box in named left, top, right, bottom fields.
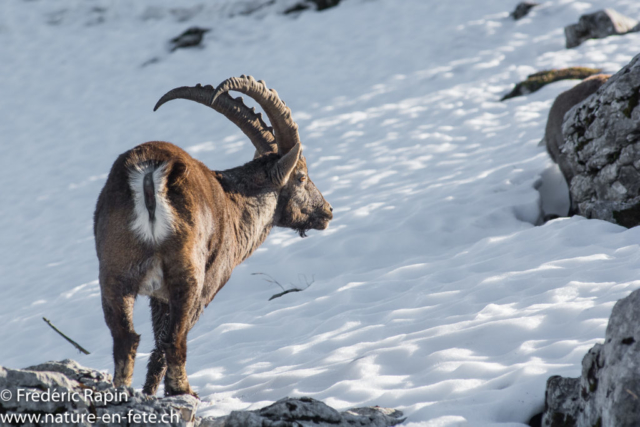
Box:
left=154, top=84, right=277, bottom=155
left=210, top=75, right=301, bottom=154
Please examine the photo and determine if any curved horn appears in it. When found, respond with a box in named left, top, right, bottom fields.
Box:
left=211, top=75, right=301, bottom=154
left=154, top=84, right=277, bottom=154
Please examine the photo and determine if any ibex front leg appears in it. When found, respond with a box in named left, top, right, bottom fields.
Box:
left=161, top=262, right=201, bottom=397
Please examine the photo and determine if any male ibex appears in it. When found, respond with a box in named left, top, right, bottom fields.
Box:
left=543, top=74, right=611, bottom=193
left=94, top=76, right=333, bottom=397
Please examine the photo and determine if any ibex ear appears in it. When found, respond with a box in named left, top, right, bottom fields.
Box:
left=271, top=143, right=301, bottom=187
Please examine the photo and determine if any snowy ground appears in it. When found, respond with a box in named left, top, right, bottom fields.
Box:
left=2, top=0, right=640, bottom=425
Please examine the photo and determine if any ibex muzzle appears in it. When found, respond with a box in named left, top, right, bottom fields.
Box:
left=94, top=76, right=332, bottom=397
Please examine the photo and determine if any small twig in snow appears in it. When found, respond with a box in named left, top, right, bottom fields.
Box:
left=252, top=272, right=286, bottom=292
left=252, top=273, right=315, bottom=301
left=268, top=288, right=304, bottom=301
left=43, top=317, right=91, bottom=355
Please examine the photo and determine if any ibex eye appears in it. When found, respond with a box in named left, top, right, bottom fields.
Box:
left=299, top=176, right=307, bottom=183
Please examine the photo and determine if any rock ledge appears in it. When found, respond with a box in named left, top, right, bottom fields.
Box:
left=542, top=288, right=640, bottom=427
left=0, top=360, right=405, bottom=427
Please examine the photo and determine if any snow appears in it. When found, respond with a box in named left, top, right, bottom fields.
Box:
left=1, top=0, right=640, bottom=425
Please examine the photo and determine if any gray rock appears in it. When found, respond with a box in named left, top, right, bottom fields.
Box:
left=169, top=27, right=210, bottom=52
left=284, top=0, right=341, bottom=14
left=542, top=288, right=640, bottom=427
left=559, top=52, right=640, bottom=226
left=0, top=359, right=199, bottom=426
left=542, top=73, right=610, bottom=194
left=565, top=9, right=639, bottom=48
left=309, top=0, right=341, bottom=11
left=510, top=2, right=539, bottom=20
left=0, top=360, right=404, bottom=427
left=198, top=397, right=406, bottom=427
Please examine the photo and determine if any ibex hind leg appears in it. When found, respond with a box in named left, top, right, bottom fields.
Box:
left=100, top=277, right=140, bottom=388
left=143, top=297, right=170, bottom=396
left=161, top=262, right=201, bottom=398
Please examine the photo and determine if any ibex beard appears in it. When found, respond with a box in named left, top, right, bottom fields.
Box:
left=94, top=76, right=333, bottom=397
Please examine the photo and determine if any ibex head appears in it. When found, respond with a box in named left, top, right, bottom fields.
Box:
left=154, top=75, right=332, bottom=238
left=275, top=152, right=333, bottom=237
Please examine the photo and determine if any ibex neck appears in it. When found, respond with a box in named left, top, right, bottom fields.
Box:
left=218, top=170, right=279, bottom=266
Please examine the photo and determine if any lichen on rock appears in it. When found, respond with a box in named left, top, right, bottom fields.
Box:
left=501, top=67, right=602, bottom=101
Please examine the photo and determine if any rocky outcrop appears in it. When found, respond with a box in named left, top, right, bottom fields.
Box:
left=542, top=74, right=611, bottom=199
left=559, top=53, right=640, bottom=226
left=0, top=360, right=404, bottom=427
left=541, top=288, right=640, bottom=427
left=0, top=360, right=199, bottom=426
left=565, top=9, right=639, bottom=48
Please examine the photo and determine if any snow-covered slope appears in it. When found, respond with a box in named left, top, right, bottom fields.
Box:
left=1, top=1, right=640, bottom=425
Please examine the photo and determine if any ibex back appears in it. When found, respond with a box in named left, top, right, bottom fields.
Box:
left=94, top=76, right=333, bottom=397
